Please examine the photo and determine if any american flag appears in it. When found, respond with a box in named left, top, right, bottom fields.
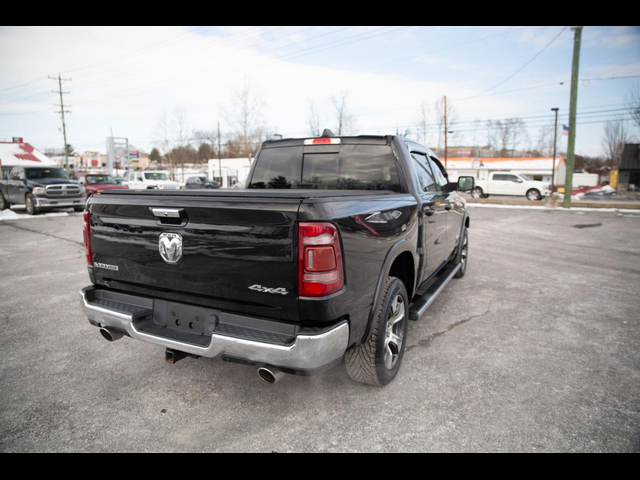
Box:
left=562, top=124, right=569, bottom=136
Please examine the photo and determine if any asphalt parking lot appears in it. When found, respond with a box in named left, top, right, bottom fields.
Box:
left=0, top=207, right=639, bottom=452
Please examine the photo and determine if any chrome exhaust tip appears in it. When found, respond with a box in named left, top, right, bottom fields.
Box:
left=258, top=366, right=285, bottom=384
left=99, top=327, right=124, bottom=342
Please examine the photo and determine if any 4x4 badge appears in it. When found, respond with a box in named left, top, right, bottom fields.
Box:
left=159, top=233, right=182, bottom=264
left=249, top=284, right=289, bottom=296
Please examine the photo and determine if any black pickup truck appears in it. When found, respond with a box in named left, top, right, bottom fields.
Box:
left=79, top=134, right=474, bottom=386
left=0, top=165, right=86, bottom=215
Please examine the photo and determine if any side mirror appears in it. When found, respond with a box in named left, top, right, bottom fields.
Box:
left=457, top=176, right=475, bottom=192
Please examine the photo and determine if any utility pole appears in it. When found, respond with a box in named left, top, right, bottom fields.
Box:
left=551, top=108, right=559, bottom=189
left=50, top=75, right=71, bottom=173
left=217, top=121, right=222, bottom=184
left=563, top=26, right=583, bottom=209
left=444, top=95, right=448, bottom=168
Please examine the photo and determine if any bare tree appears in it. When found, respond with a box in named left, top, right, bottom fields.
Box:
left=222, top=81, right=266, bottom=158
left=626, top=84, right=640, bottom=129
left=485, top=118, right=529, bottom=157
left=416, top=101, right=430, bottom=145
left=193, top=129, right=217, bottom=163
left=469, top=119, right=483, bottom=151
left=308, top=100, right=322, bottom=137
left=331, top=91, right=355, bottom=135
left=173, top=107, right=191, bottom=147
left=534, top=124, right=556, bottom=156
left=602, top=117, right=630, bottom=166
left=153, top=108, right=192, bottom=179
left=434, top=96, right=458, bottom=153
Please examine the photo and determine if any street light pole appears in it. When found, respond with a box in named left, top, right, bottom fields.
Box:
left=551, top=108, right=559, bottom=189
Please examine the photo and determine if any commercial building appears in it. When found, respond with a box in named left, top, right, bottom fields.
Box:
left=618, top=144, right=640, bottom=193
left=0, top=140, right=56, bottom=178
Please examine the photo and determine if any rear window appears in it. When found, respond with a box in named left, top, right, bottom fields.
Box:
left=248, top=145, right=401, bottom=191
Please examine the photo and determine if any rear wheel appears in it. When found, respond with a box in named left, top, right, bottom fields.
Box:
left=0, top=192, right=9, bottom=211
left=471, top=187, right=489, bottom=199
left=527, top=189, right=542, bottom=201
left=454, top=229, right=468, bottom=278
left=345, top=277, right=408, bottom=386
left=25, top=194, right=39, bottom=215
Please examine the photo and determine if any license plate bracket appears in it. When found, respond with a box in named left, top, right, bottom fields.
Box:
left=153, top=301, right=218, bottom=336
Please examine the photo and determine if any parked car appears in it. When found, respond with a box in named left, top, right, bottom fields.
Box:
left=79, top=133, right=474, bottom=386
left=1, top=165, right=85, bottom=215
left=472, top=172, right=550, bottom=201
left=122, top=170, right=179, bottom=190
left=77, top=173, right=128, bottom=198
left=184, top=177, right=220, bottom=189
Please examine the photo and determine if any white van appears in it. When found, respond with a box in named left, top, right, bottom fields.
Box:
left=122, top=171, right=180, bottom=190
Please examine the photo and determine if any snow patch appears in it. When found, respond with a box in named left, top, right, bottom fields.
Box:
left=0, top=207, right=71, bottom=221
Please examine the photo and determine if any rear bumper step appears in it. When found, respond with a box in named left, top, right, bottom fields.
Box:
left=409, top=263, right=461, bottom=321
left=80, top=286, right=349, bottom=372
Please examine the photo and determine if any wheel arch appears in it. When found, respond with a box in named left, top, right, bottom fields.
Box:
left=361, top=239, right=417, bottom=345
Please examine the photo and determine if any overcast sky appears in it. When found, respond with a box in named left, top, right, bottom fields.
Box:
left=1, top=26, right=639, bottom=157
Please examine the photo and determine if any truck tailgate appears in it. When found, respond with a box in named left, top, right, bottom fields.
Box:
left=88, top=193, right=301, bottom=322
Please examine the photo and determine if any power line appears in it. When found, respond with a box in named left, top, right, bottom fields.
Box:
left=67, top=26, right=314, bottom=97
left=462, top=26, right=569, bottom=100
left=58, top=26, right=216, bottom=76
left=71, top=26, right=408, bottom=106
left=0, top=26, right=263, bottom=99
left=265, top=26, right=532, bottom=96
left=0, top=76, right=49, bottom=94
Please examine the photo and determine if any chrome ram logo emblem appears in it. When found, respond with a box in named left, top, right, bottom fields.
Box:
left=159, top=233, right=182, bottom=264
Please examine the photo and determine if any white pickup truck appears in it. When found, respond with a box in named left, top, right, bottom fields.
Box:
left=121, top=171, right=180, bottom=190
left=471, top=172, right=550, bottom=201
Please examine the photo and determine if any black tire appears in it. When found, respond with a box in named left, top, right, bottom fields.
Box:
left=74, top=206, right=84, bottom=213
left=454, top=228, right=468, bottom=279
left=0, top=192, right=9, bottom=211
left=527, top=189, right=542, bottom=201
left=345, top=277, right=409, bottom=386
left=25, top=194, right=39, bottom=215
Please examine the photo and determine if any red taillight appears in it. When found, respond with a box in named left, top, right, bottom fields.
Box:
left=83, top=211, right=93, bottom=266
left=298, top=222, right=344, bottom=297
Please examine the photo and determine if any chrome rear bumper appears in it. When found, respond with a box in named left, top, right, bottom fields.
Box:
left=80, top=286, right=349, bottom=372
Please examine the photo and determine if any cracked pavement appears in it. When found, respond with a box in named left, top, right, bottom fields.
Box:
left=0, top=208, right=639, bottom=452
